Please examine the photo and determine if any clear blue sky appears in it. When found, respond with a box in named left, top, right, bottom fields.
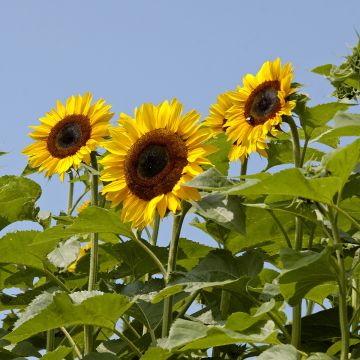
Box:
left=0, top=0, right=359, bottom=242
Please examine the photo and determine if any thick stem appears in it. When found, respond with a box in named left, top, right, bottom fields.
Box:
left=285, top=116, right=301, bottom=168
left=151, top=212, right=160, bottom=246
left=328, top=207, right=349, bottom=360
left=84, top=152, right=99, bottom=355
left=67, top=171, right=74, bottom=214
left=286, top=116, right=303, bottom=350
left=241, top=156, right=248, bottom=177
left=162, top=203, right=190, bottom=337
left=46, top=330, right=55, bottom=352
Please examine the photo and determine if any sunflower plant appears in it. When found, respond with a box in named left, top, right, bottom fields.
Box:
left=0, top=38, right=360, bottom=360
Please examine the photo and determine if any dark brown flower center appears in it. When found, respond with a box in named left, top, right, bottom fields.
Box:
left=47, top=115, right=91, bottom=158
left=244, top=80, right=281, bottom=125
left=124, top=129, right=188, bottom=201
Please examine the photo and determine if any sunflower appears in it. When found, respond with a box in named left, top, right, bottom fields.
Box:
left=225, top=58, right=296, bottom=161
left=204, top=91, right=233, bottom=134
left=22, top=93, right=114, bottom=180
left=100, top=99, right=214, bottom=228
left=77, top=200, right=91, bottom=213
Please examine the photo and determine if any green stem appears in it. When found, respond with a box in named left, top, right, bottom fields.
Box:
left=151, top=212, right=160, bottom=246
left=46, top=330, right=55, bottom=352
left=134, top=232, right=166, bottom=277
left=67, top=171, right=74, bottom=214
left=113, top=328, right=142, bottom=357
left=69, top=187, right=89, bottom=215
left=42, top=267, right=70, bottom=292
left=285, top=116, right=301, bottom=168
left=328, top=207, right=349, bottom=360
left=175, top=291, right=199, bottom=320
left=306, top=300, right=315, bottom=316
left=122, top=316, right=141, bottom=339
left=351, top=278, right=359, bottom=334
left=286, top=116, right=303, bottom=350
left=267, top=210, right=292, bottom=248
left=299, top=138, right=309, bottom=168
left=60, top=327, right=82, bottom=359
left=84, top=152, right=99, bottom=355
left=241, top=156, right=248, bottom=177
left=162, top=203, right=190, bottom=337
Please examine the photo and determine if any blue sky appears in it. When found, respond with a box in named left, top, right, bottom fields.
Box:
left=0, top=0, right=359, bottom=242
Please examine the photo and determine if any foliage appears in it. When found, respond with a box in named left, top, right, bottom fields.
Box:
left=1, top=37, right=360, bottom=360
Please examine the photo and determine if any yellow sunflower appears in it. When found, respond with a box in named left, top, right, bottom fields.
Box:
left=204, top=91, right=233, bottom=134
left=77, top=200, right=91, bottom=213
left=22, top=93, right=114, bottom=180
left=225, top=58, right=296, bottom=161
left=100, top=99, right=215, bottom=228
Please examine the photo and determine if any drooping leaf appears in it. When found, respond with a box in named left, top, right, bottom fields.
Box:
left=227, top=168, right=340, bottom=205
left=0, top=175, right=41, bottom=230
left=192, top=193, right=246, bottom=235
left=257, top=344, right=299, bottom=359
left=158, top=318, right=279, bottom=351
left=47, top=237, right=81, bottom=270
left=5, top=291, right=132, bottom=343
left=279, top=248, right=336, bottom=305
left=41, top=346, right=73, bottom=360
left=141, top=347, right=172, bottom=360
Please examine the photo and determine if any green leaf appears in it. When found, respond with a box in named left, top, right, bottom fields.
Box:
left=312, top=64, right=333, bottom=76
left=159, top=318, right=279, bottom=351
left=311, top=112, right=360, bottom=146
left=82, top=354, right=120, bottom=360
left=141, top=347, right=172, bottom=360
left=192, top=193, right=246, bottom=235
left=205, top=133, right=231, bottom=175
left=0, top=176, right=41, bottom=230
left=47, top=237, right=81, bottom=270
left=304, top=282, right=338, bottom=304
left=257, top=344, right=299, bottom=359
left=265, top=140, right=324, bottom=170
left=227, top=168, right=340, bottom=205
left=35, top=206, right=134, bottom=248
left=41, top=346, right=72, bottom=360
left=5, top=291, right=132, bottom=343
left=323, top=138, right=360, bottom=190
left=185, top=167, right=234, bottom=190
left=279, top=248, right=336, bottom=305
left=177, top=238, right=215, bottom=271
left=152, top=250, right=263, bottom=303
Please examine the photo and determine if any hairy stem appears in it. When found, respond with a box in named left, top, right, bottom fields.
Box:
left=60, top=327, right=82, bottom=359
left=328, top=207, right=349, bottom=360
left=67, top=171, right=74, bottom=214
left=162, top=203, right=190, bottom=337
left=286, top=116, right=303, bottom=350
left=84, top=152, right=99, bottom=355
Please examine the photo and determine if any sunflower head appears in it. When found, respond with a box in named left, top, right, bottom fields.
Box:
left=22, top=93, right=114, bottom=180
left=67, top=242, right=91, bottom=273
left=77, top=200, right=91, bottom=213
left=225, top=58, right=296, bottom=162
left=204, top=91, right=233, bottom=134
left=100, top=99, right=215, bottom=228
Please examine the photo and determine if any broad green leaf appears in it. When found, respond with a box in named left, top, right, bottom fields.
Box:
left=41, top=346, right=72, bottom=360
left=5, top=291, right=132, bottom=343
left=82, top=354, right=120, bottom=360
left=205, top=133, right=231, bottom=175
left=159, top=318, right=279, bottom=351
left=47, top=237, right=81, bottom=270
left=326, top=338, right=360, bottom=356
left=0, top=176, right=41, bottom=230
left=312, top=64, right=333, bottom=76
left=0, top=231, right=46, bottom=269
left=152, top=250, right=263, bottom=303
left=279, top=248, right=336, bottom=305
left=308, top=354, right=337, bottom=360
left=227, top=168, right=340, bottom=205
left=311, top=112, right=360, bottom=146
left=257, top=344, right=299, bottom=359
left=185, top=167, right=235, bottom=190
left=323, top=138, right=360, bottom=190
left=305, top=282, right=338, bottom=305
left=192, top=193, right=245, bottom=235
left=141, top=347, right=172, bottom=360
left=265, top=140, right=324, bottom=170
left=177, top=238, right=214, bottom=271
left=35, top=206, right=133, bottom=248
